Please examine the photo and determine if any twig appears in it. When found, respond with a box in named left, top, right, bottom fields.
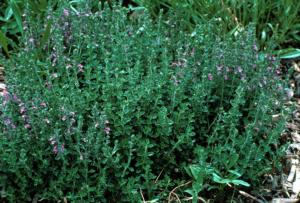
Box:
left=169, top=191, right=181, bottom=203
left=154, top=168, right=165, bottom=184
left=168, top=181, right=192, bottom=203
left=140, top=188, right=146, bottom=203
left=238, top=190, right=264, bottom=203
left=182, top=196, right=207, bottom=202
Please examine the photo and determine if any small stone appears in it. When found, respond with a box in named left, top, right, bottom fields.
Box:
left=292, top=132, right=300, bottom=143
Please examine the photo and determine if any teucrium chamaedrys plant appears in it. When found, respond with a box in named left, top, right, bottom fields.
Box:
left=0, top=2, right=289, bottom=202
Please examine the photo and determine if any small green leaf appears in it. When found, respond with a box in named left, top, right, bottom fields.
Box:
left=0, top=30, right=9, bottom=56
left=279, top=48, right=300, bottom=59
left=190, top=165, right=202, bottom=180
left=9, top=0, right=23, bottom=33
left=228, top=170, right=241, bottom=178
left=4, top=7, right=13, bottom=21
left=212, top=173, right=230, bottom=184
left=184, top=189, right=194, bottom=196
left=231, top=179, right=250, bottom=187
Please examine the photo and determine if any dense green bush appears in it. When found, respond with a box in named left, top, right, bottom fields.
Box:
left=0, top=2, right=289, bottom=202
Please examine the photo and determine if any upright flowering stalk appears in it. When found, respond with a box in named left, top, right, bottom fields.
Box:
left=104, top=120, right=111, bottom=135
left=2, top=88, right=10, bottom=106
left=49, top=137, right=65, bottom=155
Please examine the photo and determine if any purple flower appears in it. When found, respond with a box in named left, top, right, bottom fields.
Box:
left=224, top=75, right=228, bottom=80
left=1, top=88, right=10, bottom=105
left=207, top=73, right=213, bottom=81
left=53, top=145, right=58, bottom=154
left=12, top=94, right=21, bottom=103
left=4, top=118, right=12, bottom=127
left=63, top=9, right=69, bottom=17
left=104, top=127, right=111, bottom=135
left=20, top=106, right=26, bottom=114
left=253, top=44, right=258, bottom=51
left=40, top=102, right=47, bottom=107
left=78, top=64, right=84, bottom=73
left=52, top=143, right=65, bottom=155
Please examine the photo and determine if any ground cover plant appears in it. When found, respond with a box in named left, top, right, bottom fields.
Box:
left=0, top=2, right=290, bottom=202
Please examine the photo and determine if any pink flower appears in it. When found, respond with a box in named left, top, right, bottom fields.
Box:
left=20, top=106, right=26, bottom=114
left=53, top=145, right=58, bottom=154
left=253, top=44, right=258, bottom=51
left=1, top=88, right=10, bottom=105
left=77, top=64, right=84, bottom=72
left=63, top=9, right=69, bottom=17
left=52, top=143, right=65, bottom=154
left=40, top=102, right=47, bottom=107
left=12, top=94, right=21, bottom=103
left=4, top=118, right=11, bottom=125
left=207, top=73, right=213, bottom=81
left=104, top=127, right=111, bottom=135
left=24, top=124, right=31, bottom=129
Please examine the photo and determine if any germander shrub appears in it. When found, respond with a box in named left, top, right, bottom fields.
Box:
left=0, top=2, right=289, bottom=202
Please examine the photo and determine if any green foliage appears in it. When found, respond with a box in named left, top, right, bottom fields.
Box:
left=0, top=2, right=289, bottom=202
left=133, top=0, right=300, bottom=49
left=0, top=0, right=85, bottom=55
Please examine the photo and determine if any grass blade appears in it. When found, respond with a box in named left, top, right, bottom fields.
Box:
left=0, top=30, right=10, bottom=56
left=9, top=0, right=23, bottom=34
